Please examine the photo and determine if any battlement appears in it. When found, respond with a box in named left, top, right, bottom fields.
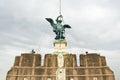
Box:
left=6, top=53, right=115, bottom=80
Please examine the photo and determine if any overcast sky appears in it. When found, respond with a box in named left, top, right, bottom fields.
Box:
left=0, top=0, right=120, bottom=80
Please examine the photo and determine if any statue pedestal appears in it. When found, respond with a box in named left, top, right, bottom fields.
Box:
left=54, top=40, right=67, bottom=53
left=54, top=40, right=67, bottom=80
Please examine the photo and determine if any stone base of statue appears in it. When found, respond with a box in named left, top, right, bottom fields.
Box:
left=54, top=40, right=67, bottom=53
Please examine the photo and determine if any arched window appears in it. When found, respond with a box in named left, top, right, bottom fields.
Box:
left=70, top=77, right=74, bottom=80
left=24, top=77, right=28, bottom=80
left=47, top=78, right=51, bottom=80
left=93, top=77, right=97, bottom=80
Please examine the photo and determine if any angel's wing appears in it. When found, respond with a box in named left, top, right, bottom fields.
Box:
left=45, top=18, right=54, bottom=24
left=63, top=24, right=71, bottom=28
left=45, top=18, right=56, bottom=30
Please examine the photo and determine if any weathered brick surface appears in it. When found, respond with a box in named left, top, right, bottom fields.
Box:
left=6, top=53, right=115, bottom=80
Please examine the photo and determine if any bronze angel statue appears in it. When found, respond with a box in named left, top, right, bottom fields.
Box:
left=45, top=15, right=71, bottom=40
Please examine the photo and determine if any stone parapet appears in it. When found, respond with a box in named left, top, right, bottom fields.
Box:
left=6, top=53, right=115, bottom=80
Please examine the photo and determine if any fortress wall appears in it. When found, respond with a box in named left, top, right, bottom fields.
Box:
left=6, top=53, right=115, bottom=80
